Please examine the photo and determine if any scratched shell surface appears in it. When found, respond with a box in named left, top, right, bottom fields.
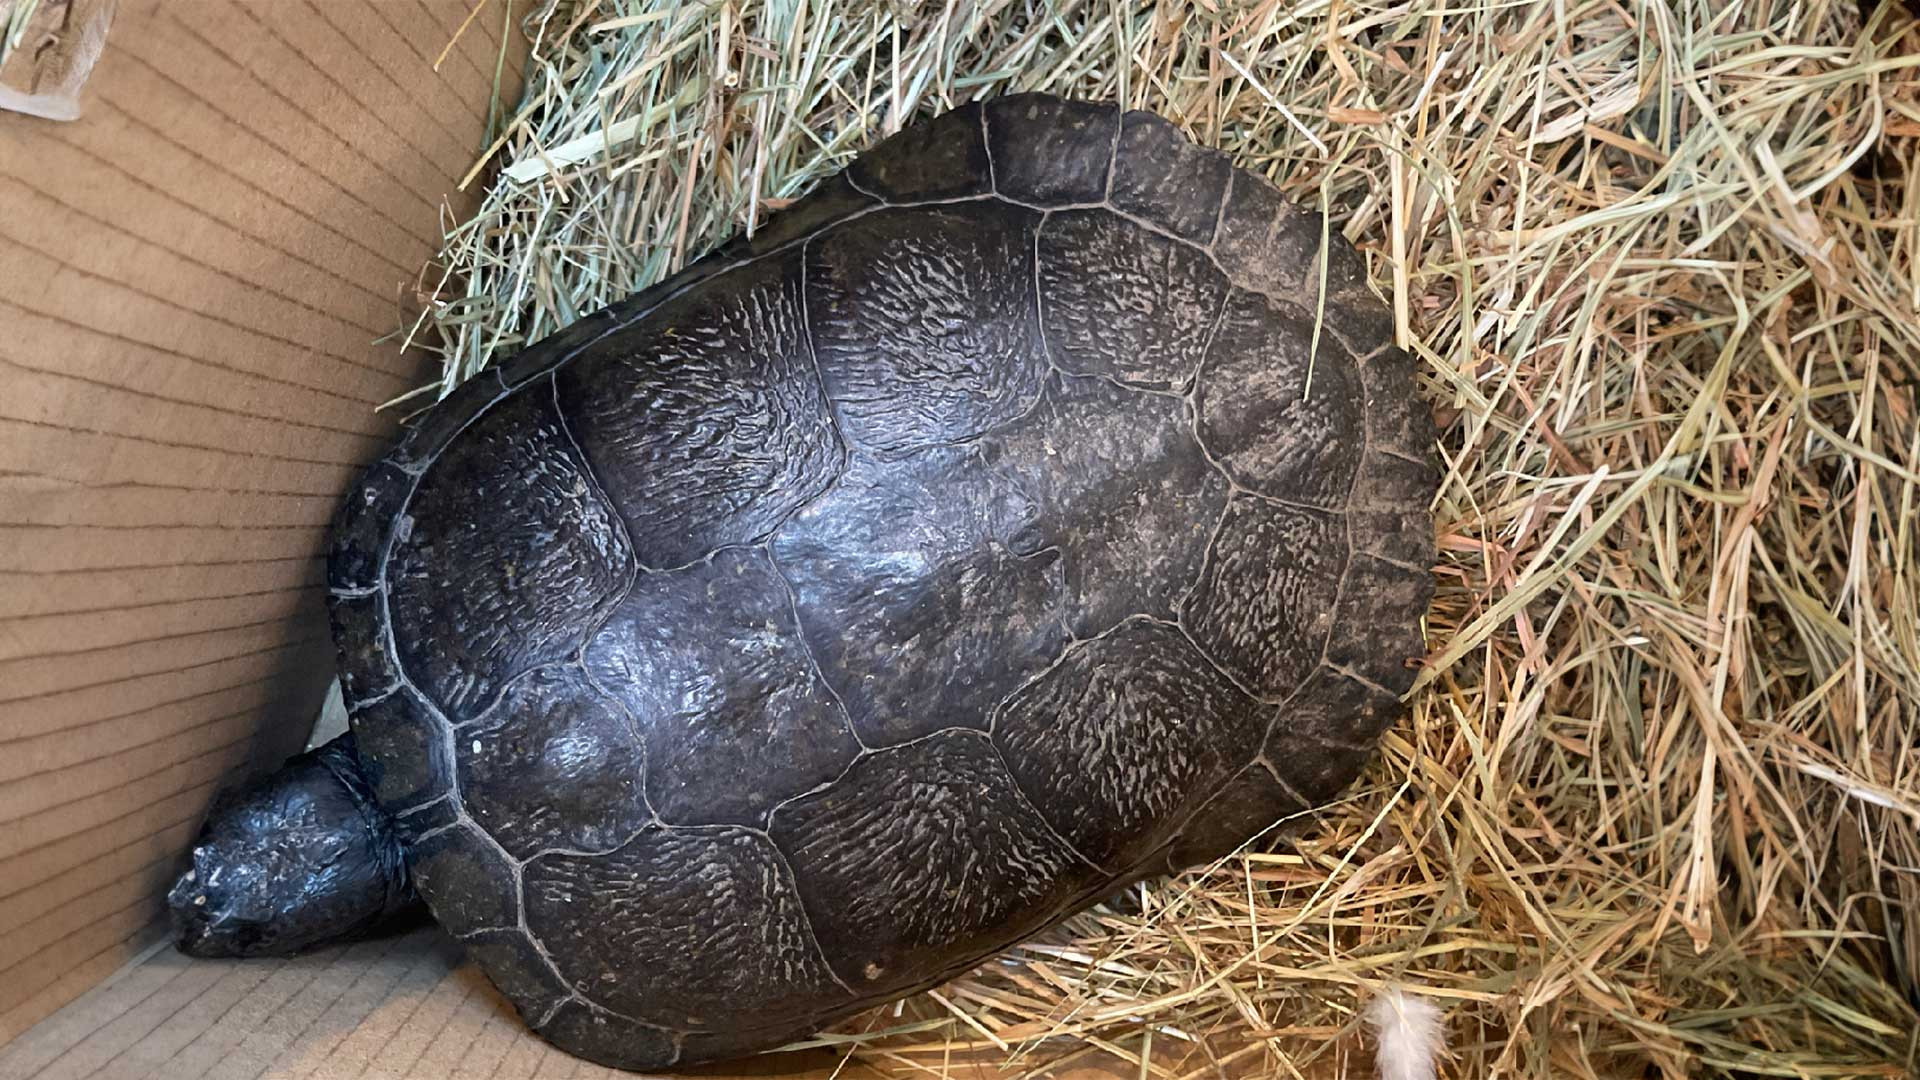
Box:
left=325, top=93, right=1437, bottom=1072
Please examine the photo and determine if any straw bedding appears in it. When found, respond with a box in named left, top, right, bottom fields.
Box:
left=398, top=1, right=1920, bottom=1076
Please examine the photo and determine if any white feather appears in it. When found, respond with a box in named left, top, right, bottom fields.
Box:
left=1364, top=987, right=1445, bottom=1080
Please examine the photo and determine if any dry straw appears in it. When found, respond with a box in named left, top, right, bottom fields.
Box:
left=403, top=1, right=1920, bottom=1076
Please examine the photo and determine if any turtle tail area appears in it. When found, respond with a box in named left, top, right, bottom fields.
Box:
left=168, top=734, right=426, bottom=958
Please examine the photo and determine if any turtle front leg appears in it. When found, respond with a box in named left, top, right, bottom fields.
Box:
left=168, top=734, right=425, bottom=958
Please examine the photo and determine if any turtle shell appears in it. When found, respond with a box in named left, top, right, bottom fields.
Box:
left=326, top=93, right=1436, bottom=1071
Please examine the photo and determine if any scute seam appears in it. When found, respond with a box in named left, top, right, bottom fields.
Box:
left=572, top=664, right=663, bottom=829
left=986, top=612, right=1229, bottom=874
left=762, top=721, right=988, bottom=830
left=985, top=616, right=1130, bottom=735
left=1379, top=445, right=1433, bottom=469
left=448, top=662, right=561, bottom=733
left=1183, top=331, right=1352, bottom=514
left=532, top=819, right=861, bottom=1007
left=1210, top=169, right=1234, bottom=251
left=756, top=842, right=1162, bottom=1040
left=371, top=569, right=586, bottom=1025
left=1194, top=280, right=1233, bottom=391
left=357, top=390, right=510, bottom=601
left=1371, top=552, right=1431, bottom=574
left=761, top=535, right=872, bottom=757
left=548, top=371, right=644, bottom=665
left=411, top=817, right=461, bottom=845
left=1299, top=334, right=1369, bottom=743
left=1204, top=759, right=1306, bottom=858
left=1031, top=211, right=1215, bottom=399
left=795, top=235, right=855, bottom=474
left=1326, top=660, right=1399, bottom=699
left=979, top=104, right=998, bottom=192
left=1159, top=612, right=1312, bottom=712
left=536, top=994, right=684, bottom=1068
left=1032, top=210, right=1057, bottom=379
left=976, top=731, right=1113, bottom=876
left=395, top=791, right=450, bottom=819
left=1172, top=488, right=1235, bottom=630
left=533, top=994, right=570, bottom=1031
left=757, top=829, right=860, bottom=999
left=1101, top=106, right=1123, bottom=201
left=349, top=682, right=400, bottom=710
left=840, top=170, right=884, bottom=205
left=1254, top=756, right=1319, bottom=820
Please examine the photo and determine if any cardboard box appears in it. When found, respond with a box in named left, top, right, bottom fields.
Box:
left=0, top=0, right=554, bottom=1069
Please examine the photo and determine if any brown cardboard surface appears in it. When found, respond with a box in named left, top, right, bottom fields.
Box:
left=0, top=0, right=525, bottom=1046
left=0, top=926, right=1150, bottom=1080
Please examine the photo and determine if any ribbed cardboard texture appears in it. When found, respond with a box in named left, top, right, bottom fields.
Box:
left=0, top=928, right=890, bottom=1080
left=0, top=0, right=525, bottom=1056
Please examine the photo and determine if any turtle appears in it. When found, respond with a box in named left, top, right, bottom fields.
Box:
left=166, top=93, right=1438, bottom=1072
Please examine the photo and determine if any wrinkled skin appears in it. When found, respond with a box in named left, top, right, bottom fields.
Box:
left=169, top=735, right=421, bottom=958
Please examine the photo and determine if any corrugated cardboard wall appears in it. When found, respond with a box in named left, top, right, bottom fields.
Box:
left=0, top=0, right=527, bottom=1042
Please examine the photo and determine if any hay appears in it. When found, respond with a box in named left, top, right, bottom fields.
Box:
left=400, top=1, right=1920, bottom=1076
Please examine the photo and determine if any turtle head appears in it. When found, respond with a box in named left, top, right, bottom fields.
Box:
left=169, top=734, right=421, bottom=958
